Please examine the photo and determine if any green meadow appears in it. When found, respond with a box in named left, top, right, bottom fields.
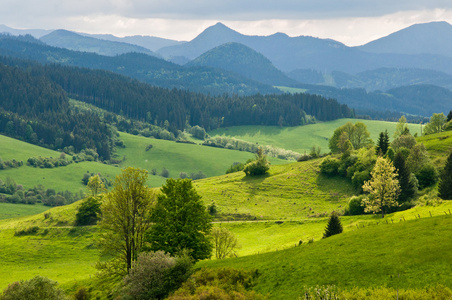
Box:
left=0, top=126, right=451, bottom=299
left=208, top=118, right=422, bottom=154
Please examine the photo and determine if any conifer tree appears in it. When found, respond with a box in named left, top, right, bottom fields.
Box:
left=323, top=212, right=343, bottom=239
left=393, top=151, right=416, bottom=203
left=438, top=151, right=452, bottom=200
left=376, top=130, right=390, bottom=156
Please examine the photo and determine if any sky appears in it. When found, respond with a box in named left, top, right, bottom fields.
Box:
left=1, top=0, right=452, bottom=46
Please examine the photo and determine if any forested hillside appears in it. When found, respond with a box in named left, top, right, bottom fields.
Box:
left=0, top=63, right=114, bottom=159
left=0, top=34, right=278, bottom=96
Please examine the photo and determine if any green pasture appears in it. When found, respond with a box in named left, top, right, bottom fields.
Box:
left=114, top=132, right=287, bottom=179
left=194, top=159, right=355, bottom=220
left=417, top=130, right=452, bottom=166
left=208, top=118, right=422, bottom=154
left=0, top=202, right=50, bottom=220
left=201, top=214, right=452, bottom=299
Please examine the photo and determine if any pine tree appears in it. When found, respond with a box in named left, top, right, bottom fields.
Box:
left=438, top=151, right=452, bottom=199
left=393, top=151, right=416, bottom=203
left=323, top=212, right=343, bottom=238
left=376, top=130, right=390, bottom=156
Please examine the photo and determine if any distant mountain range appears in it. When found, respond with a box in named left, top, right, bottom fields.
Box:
left=1, top=21, right=452, bottom=118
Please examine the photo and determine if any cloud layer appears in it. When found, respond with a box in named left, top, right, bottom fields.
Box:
left=1, top=0, right=451, bottom=45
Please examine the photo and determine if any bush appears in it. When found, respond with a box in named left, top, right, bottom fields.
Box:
left=75, top=197, right=101, bottom=226
left=346, top=196, right=365, bottom=215
left=416, top=164, right=438, bottom=189
left=160, top=167, right=170, bottom=178
left=190, top=171, right=206, bottom=180
left=226, top=162, right=245, bottom=174
left=120, top=251, right=192, bottom=300
left=0, top=276, right=67, bottom=300
left=320, top=158, right=340, bottom=176
left=168, top=267, right=266, bottom=300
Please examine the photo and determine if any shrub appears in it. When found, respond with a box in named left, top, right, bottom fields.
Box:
left=75, top=197, right=101, bottom=226
left=168, top=268, right=266, bottom=300
left=0, top=276, right=67, bottom=300
left=320, top=158, right=340, bottom=176
left=160, top=167, right=170, bottom=178
left=416, top=164, right=438, bottom=190
left=226, top=162, right=245, bottom=174
left=120, top=251, right=192, bottom=300
left=346, top=196, right=365, bottom=215
left=190, top=171, right=206, bottom=180
left=14, top=226, right=39, bottom=236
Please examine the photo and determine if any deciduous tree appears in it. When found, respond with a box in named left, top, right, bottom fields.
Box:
left=97, top=167, right=155, bottom=276
left=362, top=157, right=400, bottom=218
left=147, top=178, right=213, bottom=261
left=212, top=227, right=239, bottom=259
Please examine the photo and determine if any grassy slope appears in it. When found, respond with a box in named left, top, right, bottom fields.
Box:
left=417, top=130, right=452, bottom=166
left=0, top=132, right=287, bottom=198
left=114, top=132, right=287, bottom=178
left=194, top=159, right=355, bottom=220
left=208, top=118, right=422, bottom=154
left=201, top=215, right=452, bottom=299
left=0, top=203, right=50, bottom=220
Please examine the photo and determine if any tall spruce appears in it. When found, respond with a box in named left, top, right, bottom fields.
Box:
left=393, top=151, right=416, bottom=203
left=376, top=130, right=390, bottom=156
left=323, top=212, right=343, bottom=238
left=438, top=151, right=452, bottom=199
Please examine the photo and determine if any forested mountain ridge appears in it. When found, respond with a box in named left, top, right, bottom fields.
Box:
left=0, top=34, right=279, bottom=96
left=40, top=29, right=159, bottom=57
left=0, top=62, right=114, bottom=159
left=187, top=42, right=297, bottom=86
left=0, top=55, right=354, bottom=158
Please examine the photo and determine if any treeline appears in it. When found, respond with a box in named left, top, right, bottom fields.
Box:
left=0, top=177, right=82, bottom=206
left=0, top=55, right=353, bottom=135
left=0, top=61, right=115, bottom=160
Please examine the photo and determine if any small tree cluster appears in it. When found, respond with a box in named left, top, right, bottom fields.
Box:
left=0, top=276, right=66, bottom=300
left=438, top=151, right=452, bottom=200
left=243, top=148, right=270, bottom=176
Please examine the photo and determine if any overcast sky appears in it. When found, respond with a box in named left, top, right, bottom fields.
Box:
left=1, top=0, right=452, bottom=46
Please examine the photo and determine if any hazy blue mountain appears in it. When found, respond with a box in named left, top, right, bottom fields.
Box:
left=187, top=42, right=297, bottom=86
left=158, top=22, right=452, bottom=74
left=80, top=33, right=185, bottom=52
left=358, top=21, right=452, bottom=58
left=0, top=24, right=52, bottom=38
left=330, top=68, right=452, bottom=91
left=40, top=30, right=159, bottom=57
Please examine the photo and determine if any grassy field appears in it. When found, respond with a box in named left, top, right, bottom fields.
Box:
left=194, top=159, right=355, bottom=220
left=208, top=118, right=422, bottom=154
left=0, top=202, right=50, bottom=220
left=0, top=132, right=288, bottom=196
left=202, top=214, right=452, bottom=299
left=114, top=132, right=287, bottom=179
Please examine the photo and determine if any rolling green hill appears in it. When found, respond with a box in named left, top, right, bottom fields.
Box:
left=208, top=118, right=422, bottom=154
left=200, top=214, right=452, bottom=299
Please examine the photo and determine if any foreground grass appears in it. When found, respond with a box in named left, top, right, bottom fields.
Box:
left=201, top=214, right=452, bottom=299
left=208, top=119, right=422, bottom=154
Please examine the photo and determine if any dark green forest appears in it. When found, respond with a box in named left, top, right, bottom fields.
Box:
left=0, top=54, right=353, bottom=160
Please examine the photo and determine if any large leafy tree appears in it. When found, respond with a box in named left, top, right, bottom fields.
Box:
left=97, top=167, right=155, bottom=276
left=362, top=157, right=400, bottom=218
left=423, top=113, right=446, bottom=135
left=329, top=122, right=372, bottom=153
left=147, top=178, right=213, bottom=261
left=393, top=115, right=409, bottom=139
left=438, top=151, right=452, bottom=200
